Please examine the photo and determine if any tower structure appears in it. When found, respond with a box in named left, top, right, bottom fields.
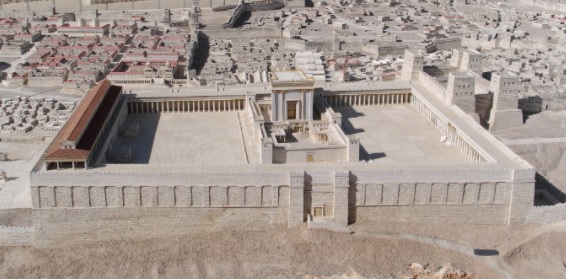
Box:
left=401, top=50, right=423, bottom=81
left=461, top=50, right=483, bottom=74
left=445, top=73, right=478, bottom=119
left=162, top=8, right=171, bottom=23
left=488, top=73, right=523, bottom=131
left=190, top=0, right=201, bottom=31
left=93, top=9, right=100, bottom=27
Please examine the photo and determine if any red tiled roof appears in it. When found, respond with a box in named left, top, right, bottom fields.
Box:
left=44, top=80, right=113, bottom=161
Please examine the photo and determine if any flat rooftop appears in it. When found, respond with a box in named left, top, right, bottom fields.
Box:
left=272, top=71, right=307, bottom=81
left=335, top=105, right=467, bottom=163
left=116, top=112, right=248, bottom=165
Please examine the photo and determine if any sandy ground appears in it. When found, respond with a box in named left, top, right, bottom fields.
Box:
left=0, top=209, right=562, bottom=279
left=0, top=225, right=501, bottom=279
left=0, top=221, right=564, bottom=279
left=494, top=111, right=566, bottom=194
left=503, top=231, right=566, bottom=279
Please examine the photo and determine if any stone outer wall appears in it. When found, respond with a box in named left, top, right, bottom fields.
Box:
left=355, top=204, right=509, bottom=224
left=32, top=185, right=290, bottom=209
left=0, top=226, right=34, bottom=246
left=525, top=204, right=566, bottom=224
left=29, top=166, right=535, bottom=246
left=32, top=207, right=287, bottom=247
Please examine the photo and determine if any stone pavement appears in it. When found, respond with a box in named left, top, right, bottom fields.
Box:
left=336, top=105, right=467, bottom=163
left=118, top=112, right=248, bottom=165
left=0, top=149, right=43, bottom=208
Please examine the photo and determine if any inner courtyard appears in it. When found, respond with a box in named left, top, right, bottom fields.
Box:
left=334, top=105, right=468, bottom=163
left=117, top=112, right=248, bottom=164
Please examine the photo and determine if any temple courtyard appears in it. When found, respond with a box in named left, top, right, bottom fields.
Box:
left=117, top=112, right=248, bottom=165
left=335, top=105, right=467, bottom=163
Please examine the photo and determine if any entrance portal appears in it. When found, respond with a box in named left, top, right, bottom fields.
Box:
left=307, top=154, right=314, bottom=162
left=314, top=206, right=324, bottom=217
left=287, top=101, right=297, bottom=119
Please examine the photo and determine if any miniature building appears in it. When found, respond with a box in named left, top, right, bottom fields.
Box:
left=42, top=80, right=126, bottom=170
left=270, top=71, right=315, bottom=122
left=488, top=73, right=523, bottom=131
left=401, top=50, right=423, bottom=81
left=29, top=75, right=535, bottom=245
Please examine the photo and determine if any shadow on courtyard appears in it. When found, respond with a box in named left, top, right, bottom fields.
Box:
left=116, top=114, right=160, bottom=164
left=333, top=106, right=365, bottom=134
left=190, top=33, right=210, bottom=75
left=359, top=144, right=387, bottom=162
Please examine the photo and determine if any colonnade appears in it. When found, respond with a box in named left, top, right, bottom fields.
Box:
left=411, top=94, right=486, bottom=163
left=324, top=92, right=411, bottom=107
left=127, top=99, right=245, bottom=114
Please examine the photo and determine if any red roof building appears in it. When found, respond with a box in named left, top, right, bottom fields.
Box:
left=43, top=80, right=123, bottom=170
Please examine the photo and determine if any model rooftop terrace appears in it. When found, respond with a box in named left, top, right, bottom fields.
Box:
left=272, top=71, right=307, bottom=81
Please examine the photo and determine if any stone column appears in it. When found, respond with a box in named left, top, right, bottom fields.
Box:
left=288, top=171, right=305, bottom=227
left=334, top=171, right=350, bottom=226
left=306, top=91, right=313, bottom=120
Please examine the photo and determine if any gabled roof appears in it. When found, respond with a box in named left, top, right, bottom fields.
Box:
left=44, top=80, right=119, bottom=161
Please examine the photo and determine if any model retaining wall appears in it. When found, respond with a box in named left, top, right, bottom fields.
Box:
left=32, top=207, right=287, bottom=247
left=525, top=203, right=566, bottom=224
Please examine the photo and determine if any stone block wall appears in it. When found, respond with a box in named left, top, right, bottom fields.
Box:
left=29, top=165, right=534, bottom=246
left=354, top=182, right=508, bottom=207
left=32, top=185, right=289, bottom=209
left=288, top=172, right=304, bottom=227
left=32, top=207, right=287, bottom=247
left=0, top=226, right=34, bottom=247
left=355, top=204, right=508, bottom=224
left=525, top=203, right=566, bottom=224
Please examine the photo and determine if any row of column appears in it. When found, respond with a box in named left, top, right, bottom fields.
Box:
left=47, top=161, right=86, bottom=170
left=411, top=94, right=485, bottom=163
left=325, top=93, right=411, bottom=107
left=128, top=99, right=245, bottom=114
left=452, top=133, right=484, bottom=162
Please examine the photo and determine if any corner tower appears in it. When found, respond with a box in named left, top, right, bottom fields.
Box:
left=401, top=50, right=424, bottom=81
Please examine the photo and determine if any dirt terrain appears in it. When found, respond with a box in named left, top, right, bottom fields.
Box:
left=0, top=219, right=564, bottom=278
left=0, top=225, right=500, bottom=279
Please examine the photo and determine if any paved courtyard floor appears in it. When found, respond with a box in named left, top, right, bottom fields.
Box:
left=118, top=112, right=248, bottom=165
left=334, top=105, right=467, bottom=164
